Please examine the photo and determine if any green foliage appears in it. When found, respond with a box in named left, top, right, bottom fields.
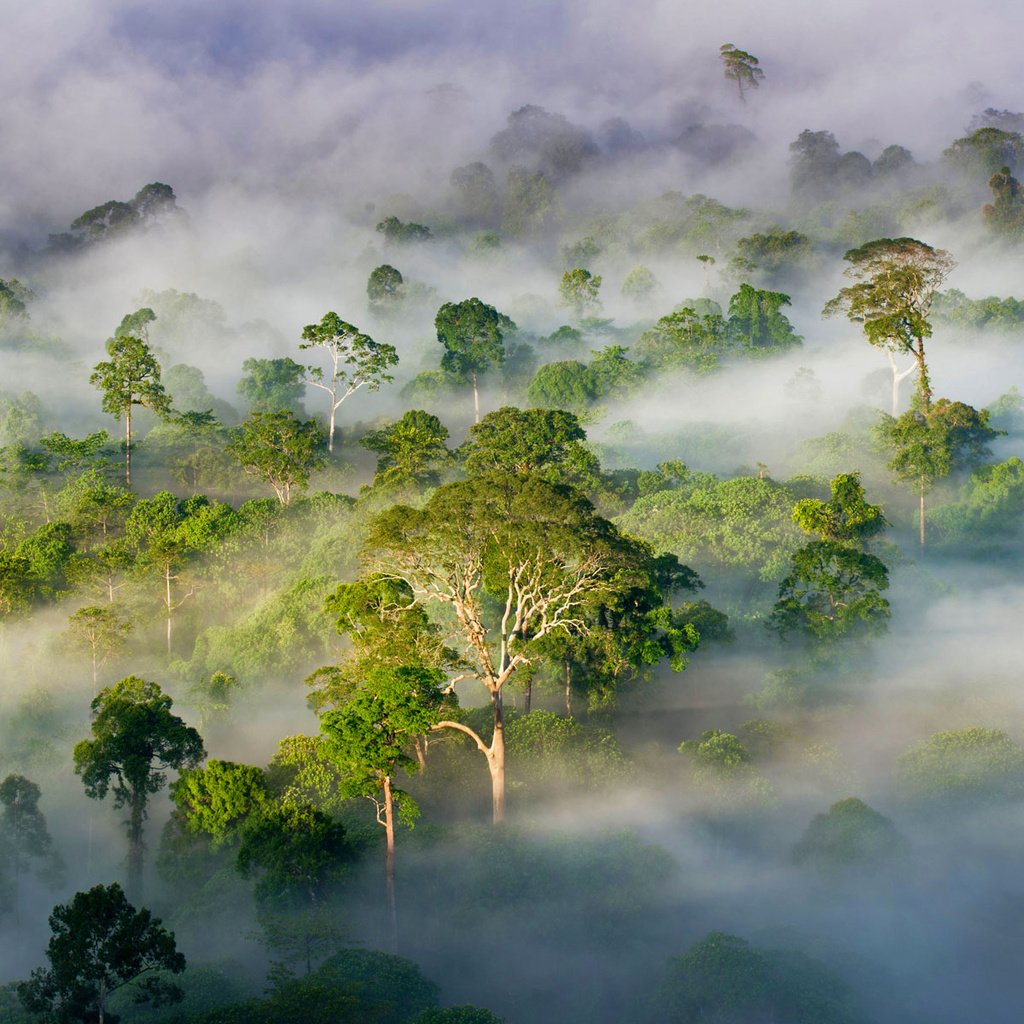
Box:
left=730, top=229, right=811, bottom=286
left=789, top=129, right=840, bottom=199
left=984, top=166, right=1024, bottom=240
left=791, top=472, right=887, bottom=544
left=658, top=931, right=865, bottom=1024
left=361, top=410, right=451, bottom=490
left=501, top=166, right=557, bottom=237
left=559, top=267, right=602, bottom=317
left=0, top=774, right=63, bottom=917
left=898, top=727, right=1024, bottom=800
left=17, top=883, right=185, bottom=1024
left=678, top=730, right=775, bottom=804
left=0, top=280, right=34, bottom=329
left=526, top=359, right=599, bottom=413
left=768, top=541, right=890, bottom=644
left=932, top=457, right=1024, bottom=541
left=617, top=476, right=804, bottom=582
left=171, top=760, right=271, bottom=849
left=411, top=1008, right=505, bottom=1024
left=227, top=411, right=326, bottom=504
left=726, top=284, right=802, bottom=351
left=634, top=303, right=730, bottom=373
left=793, top=797, right=908, bottom=873
left=435, top=298, right=514, bottom=381
left=376, top=216, right=433, bottom=244
left=90, top=335, right=171, bottom=427
left=236, top=357, right=306, bottom=413
left=933, top=289, right=1024, bottom=332
left=943, top=127, right=1024, bottom=176
left=719, top=44, right=764, bottom=102
left=450, top=162, right=499, bottom=227
left=367, top=264, right=404, bottom=309
left=620, top=265, right=658, bottom=301
left=462, top=406, right=599, bottom=483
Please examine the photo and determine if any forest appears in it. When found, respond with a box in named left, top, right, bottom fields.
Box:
left=1, top=5, right=1024, bottom=1023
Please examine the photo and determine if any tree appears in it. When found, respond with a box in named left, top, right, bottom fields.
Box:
left=0, top=278, right=34, bottom=329
left=90, top=335, right=170, bottom=486
left=365, top=472, right=643, bottom=823
left=450, top=162, right=499, bottom=227
left=726, top=284, right=802, bottom=352
left=361, top=410, right=452, bottom=490
left=320, top=666, right=448, bottom=951
left=298, top=312, right=398, bottom=454
left=984, top=166, right=1024, bottom=241
left=461, top=406, right=599, bottom=484
left=559, top=268, right=602, bottom=318
left=237, top=357, right=306, bottom=413
left=875, top=398, right=998, bottom=547
left=367, top=265, right=405, bottom=312
left=898, top=727, right=1024, bottom=801
left=18, top=883, right=185, bottom=1024
left=64, top=605, right=132, bottom=685
left=789, top=129, right=840, bottom=200
left=526, top=360, right=599, bottom=414
left=435, top=299, right=515, bottom=422
left=634, top=303, right=730, bottom=373
left=621, top=265, right=658, bottom=302
left=126, top=492, right=241, bottom=653
left=823, top=237, right=955, bottom=413
left=768, top=541, right=890, bottom=645
left=791, top=472, right=887, bottom=546
left=0, top=774, right=62, bottom=923
left=793, top=797, right=908, bottom=873
left=678, top=730, right=774, bottom=805
left=73, top=677, right=204, bottom=898
left=227, top=411, right=326, bottom=505
left=658, top=931, right=864, bottom=1024
left=719, top=44, right=764, bottom=103
left=376, top=216, right=432, bottom=244
left=944, top=127, right=1024, bottom=177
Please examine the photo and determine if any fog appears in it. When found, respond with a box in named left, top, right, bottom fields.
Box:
left=2, top=3, right=1024, bottom=1023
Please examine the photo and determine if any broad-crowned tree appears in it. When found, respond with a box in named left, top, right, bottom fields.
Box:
left=227, top=411, right=326, bottom=505
left=559, top=268, right=602, bottom=318
left=299, top=312, right=398, bottom=454
left=365, top=472, right=647, bottom=823
left=719, top=44, right=764, bottom=103
left=18, top=883, right=185, bottom=1024
left=791, top=472, right=887, bottom=546
left=73, top=677, right=204, bottom=899
left=768, top=541, right=890, bottom=646
left=726, top=284, right=802, bottom=352
left=435, top=299, right=515, bottom=423
left=90, top=333, right=170, bottom=486
left=823, top=237, right=955, bottom=413
left=237, top=357, right=306, bottom=414
left=361, top=410, right=452, bottom=491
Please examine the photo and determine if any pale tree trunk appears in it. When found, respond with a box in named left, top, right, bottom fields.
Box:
left=564, top=659, right=573, bottom=718
left=472, top=371, right=480, bottom=424
left=91, top=644, right=98, bottom=686
left=165, top=566, right=173, bottom=655
left=489, top=691, right=506, bottom=823
left=124, top=407, right=132, bottom=487
left=886, top=350, right=917, bottom=416
left=382, top=775, right=398, bottom=953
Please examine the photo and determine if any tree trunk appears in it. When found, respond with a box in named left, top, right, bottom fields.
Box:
left=523, top=675, right=532, bottom=716
left=127, top=791, right=145, bottom=902
left=472, top=371, right=480, bottom=424
left=327, top=388, right=337, bottom=454
left=91, top=645, right=98, bottom=686
left=124, top=407, right=132, bottom=487
left=919, top=483, right=926, bottom=550
left=383, top=775, right=398, bottom=953
left=564, top=659, right=573, bottom=718
left=489, top=691, right=506, bottom=824
left=165, top=566, right=173, bottom=656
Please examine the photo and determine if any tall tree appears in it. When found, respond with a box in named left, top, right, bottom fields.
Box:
left=559, top=268, right=602, bottom=318
left=361, top=410, right=452, bottom=491
left=90, top=335, right=170, bottom=486
left=875, top=398, right=998, bottom=547
left=237, top=357, right=307, bottom=413
left=435, top=299, right=515, bottom=423
left=299, top=312, right=398, bottom=454
left=73, top=677, right=204, bottom=899
left=64, top=605, right=132, bottom=684
left=18, top=883, right=185, bottom=1024
left=719, top=44, right=764, bottom=103
left=365, top=472, right=643, bottom=823
left=823, top=238, right=955, bottom=413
